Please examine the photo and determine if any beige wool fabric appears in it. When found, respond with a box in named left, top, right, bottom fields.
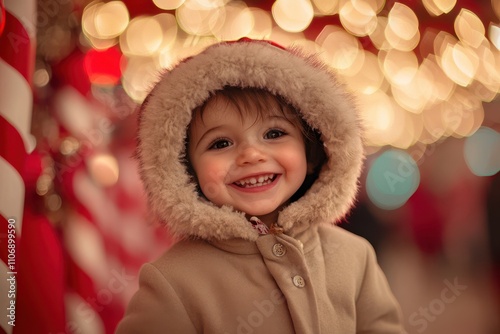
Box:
left=117, top=40, right=406, bottom=333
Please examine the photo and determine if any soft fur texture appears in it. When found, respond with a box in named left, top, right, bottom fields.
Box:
left=137, top=40, right=364, bottom=241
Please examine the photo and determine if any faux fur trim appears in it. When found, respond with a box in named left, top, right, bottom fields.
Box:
left=137, top=40, right=364, bottom=241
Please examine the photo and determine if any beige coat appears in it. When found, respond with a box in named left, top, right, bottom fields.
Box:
left=117, top=225, right=404, bottom=333
left=116, top=41, right=406, bottom=333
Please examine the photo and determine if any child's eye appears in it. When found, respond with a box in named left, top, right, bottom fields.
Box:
left=264, top=129, right=286, bottom=139
left=209, top=139, right=232, bottom=150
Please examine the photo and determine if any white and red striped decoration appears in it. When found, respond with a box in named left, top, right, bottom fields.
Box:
left=2, top=1, right=70, bottom=332
left=0, top=1, right=35, bottom=333
left=0, top=0, right=36, bottom=219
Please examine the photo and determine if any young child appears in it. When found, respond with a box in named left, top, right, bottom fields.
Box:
left=116, top=39, right=405, bottom=333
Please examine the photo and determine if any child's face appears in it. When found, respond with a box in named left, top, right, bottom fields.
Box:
left=188, top=96, right=308, bottom=225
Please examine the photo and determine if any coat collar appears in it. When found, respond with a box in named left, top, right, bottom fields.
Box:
left=208, top=225, right=321, bottom=255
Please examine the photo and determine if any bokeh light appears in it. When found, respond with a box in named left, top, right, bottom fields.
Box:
left=33, top=68, right=51, bottom=88
left=385, top=2, right=420, bottom=51
left=439, top=41, right=479, bottom=87
left=490, top=23, right=500, bottom=50
left=450, top=88, right=484, bottom=138
left=469, top=43, right=500, bottom=99
left=464, top=127, right=500, bottom=176
left=82, top=2, right=102, bottom=39
left=380, top=49, right=419, bottom=86
left=357, top=91, right=396, bottom=146
left=343, top=51, right=384, bottom=94
left=312, top=0, right=339, bottom=15
left=82, top=1, right=130, bottom=49
left=339, top=0, right=378, bottom=37
left=176, top=0, right=224, bottom=36
left=317, top=25, right=363, bottom=74
left=94, top=1, right=129, bottom=39
left=211, top=1, right=254, bottom=40
left=121, top=16, right=163, bottom=56
left=271, top=0, right=314, bottom=33
left=454, top=9, right=485, bottom=48
left=391, top=75, right=427, bottom=114
left=420, top=55, right=456, bottom=102
left=246, top=8, right=273, bottom=39
left=87, top=153, right=120, bottom=187
left=366, top=149, right=420, bottom=210
left=153, top=0, right=185, bottom=10
left=84, top=47, right=123, bottom=85
left=422, top=0, right=457, bottom=16
left=388, top=3, right=419, bottom=41
left=369, top=16, right=391, bottom=51
left=122, top=57, right=160, bottom=102
left=154, top=13, right=179, bottom=51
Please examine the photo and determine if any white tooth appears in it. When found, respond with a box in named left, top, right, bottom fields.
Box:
left=235, top=175, right=276, bottom=187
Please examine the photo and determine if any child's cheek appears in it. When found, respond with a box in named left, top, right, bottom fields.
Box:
left=197, top=159, right=228, bottom=203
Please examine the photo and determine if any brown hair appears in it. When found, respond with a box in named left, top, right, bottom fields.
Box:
left=193, top=87, right=311, bottom=139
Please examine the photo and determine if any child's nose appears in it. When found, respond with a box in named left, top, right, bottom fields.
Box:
left=236, top=144, right=267, bottom=165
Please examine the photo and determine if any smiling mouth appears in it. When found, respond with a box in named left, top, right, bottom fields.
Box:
left=233, top=174, right=277, bottom=188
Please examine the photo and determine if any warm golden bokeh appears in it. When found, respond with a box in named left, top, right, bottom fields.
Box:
left=271, top=0, right=314, bottom=33
left=312, top=0, right=339, bottom=15
left=387, top=3, right=419, bottom=41
left=79, top=0, right=500, bottom=153
left=211, top=1, right=254, bottom=41
left=490, top=23, right=500, bottom=50
left=152, top=0, right=185, bottom=10
left=455, top=9, right=486, bottom=48
left=339, top=0, right=378, bottom=36
left=246, top=8, right=273, bottom=39
left=423, top=0, right=457, bottom=16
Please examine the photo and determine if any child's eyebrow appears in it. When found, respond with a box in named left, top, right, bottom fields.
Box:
left=266, top=115, right=295, bottom=125
left=193, top=125, right=224, bottom=149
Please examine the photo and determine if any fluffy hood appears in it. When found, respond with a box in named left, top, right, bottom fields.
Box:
left=137, top=40, right=364, bottom=241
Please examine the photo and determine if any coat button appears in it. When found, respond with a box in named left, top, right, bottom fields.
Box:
left=272, top=243, right=286, bottom=257
left=292, top=275, right=305, bottom=288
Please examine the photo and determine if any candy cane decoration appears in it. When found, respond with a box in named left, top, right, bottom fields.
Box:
left=0, top=0, right=36, bottom=333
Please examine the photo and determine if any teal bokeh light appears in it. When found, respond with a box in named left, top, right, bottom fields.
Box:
left=464, top=127, right=500, bottom=177
left=366, top=149, right=420, bottom=210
